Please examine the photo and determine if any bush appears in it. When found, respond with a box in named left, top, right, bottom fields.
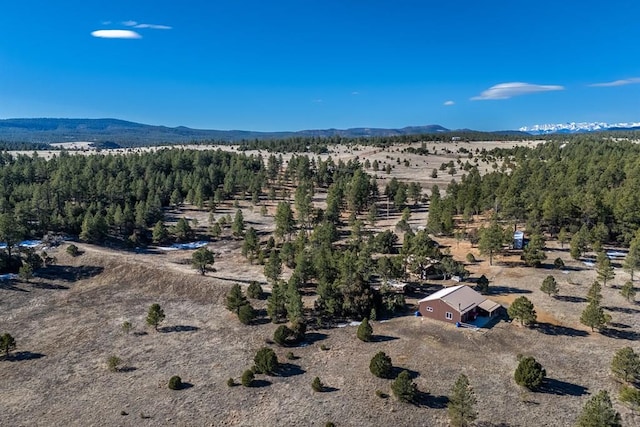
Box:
left=554, top=257, right=565, bottom=269
left=357, top=318, right=373, bottom=342
left=466, top=253, right=476, bottom=263
left=253, top=347, right=278, bottom=375
left=107, top=355, right=122, bottom=372
left=370, top=351, right=393, bottom=379
left=375, top=389, right=388, bottom=398
left=238, top=303, right=256, bottom=325
left=247, top=281, right=263, bottom=299
left=66, top=244, right=79, bottom=257
left=514, top=356, right=546, bottom=390
left=391, top=370, right=417, bottom=403
left=273, top=325, right=293, bottom=346
left=227, top=378, right=236, bottom=387
left=476, top=275, right=489, bottom=295
left=121, top=321, right=133, bottom=335
left=312, top=376, right=324, bottom=392
left=619, top=386, right=640, bottom=410
left=286, top=351, right=296, bottom=360
left=241, top=369, right=254, bottom=387
left=320, top=344, right=329, bottom=351
left=168, top=376, right=182, bottom=390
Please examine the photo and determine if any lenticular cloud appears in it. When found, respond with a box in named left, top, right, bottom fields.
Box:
left=91, top=30, right=142, bottom=39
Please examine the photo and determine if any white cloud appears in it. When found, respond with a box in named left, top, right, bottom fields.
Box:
left=589, top=78, right=640, bottom=87
left=91, top=30, right=142, bottom=39
left=471, top=82, right=564, bottom=100
left=122, top=20, right=138, bottom=27
left=443, top=100, right=455, bottom=106
left=134, top=23, right=172, bottom=30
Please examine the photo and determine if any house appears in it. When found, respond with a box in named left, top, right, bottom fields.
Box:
left=418, top=285, right=502, bottom=324
left=513, top=231, right=525, bottom=249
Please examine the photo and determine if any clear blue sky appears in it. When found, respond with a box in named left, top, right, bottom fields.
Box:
left=1, top=0, right=639, bottom=131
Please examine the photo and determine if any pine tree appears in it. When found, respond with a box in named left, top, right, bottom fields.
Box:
left=391, top=370, right=417, bottom=403
left=514, top=356, right=546, bottom=390
left=232, top=209, right=245, bottom=237
left=274, top=202, right=295, bottom=241
left=610, top=346, right=640, bottom=383
left=242, top=227, right=259, bottom=263
left=152, top=220, right=169, bottom=244
left=620, top=280, right=636, bottom=302
left=225, top=284, right=248, bottom=315
left=0, top=333, right=16, bottom=358
left=623, top=238, right=640, bottom=281
left=478, top=222, right=504, bottom=265
left=587, top=281, right=603, bottom=304
left=285, top=279, right=304, bottom=323
left=448, top=374, right=477, bottom=427
left=507, top=296, right=537, bottom=326
left=540, top=275, right=559, bottom=297
left=596, top=252, right=615, bottom=287
left=264, top=249, right=282, bottom=284
left=146, top=304, right=165, bottom=332
left=266, top=281, right=287, bottom=323
left=522, top=233, right=547, bottom=267
left=357, top=318, right=373, bottom=342
left=580, top=301, right=609, bottom=332
left=575, top=390, right=621, bottom=427
left=191, top=247, right=215, bottom=275
left=558, top=227, right=568, bottom=249
left=369, top=351, right=393, bottom=378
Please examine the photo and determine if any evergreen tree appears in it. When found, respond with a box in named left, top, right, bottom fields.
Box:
left=478, top=222, right=504, bottom=265
left=225, top=284, right=248, bottom=315
left=274, top=202, right=295, bottom=241
left=514, top=356, right=546, bottom=390
left=253, top=347, right=278, bottom=375
left=610, top=346, right=640, bottom=383
left=620, top=280, right=636, bottom=302
left=596, top=252, right=615, bottom=287
left=448, top=374, right=478, bottom=427
left=285, top=279, right=304, bottom=323
left=173, top=217, right=193, bottom=242
left=476, top=274, right=490, bottom=295
left=575, top=390, right=621, bottom=427
left=264, top=249, right=282, bottom=284
left=522, top=233, right=546, bottom=267
left=580, top=301, right=609, bottom=332
left=242, top=227, right=259, bottom=263
left=357, top=318, right=373, bottom=342
left=232, top=209, right=245, bottom=237
left=191, top=247, right=215, bottom=275
left=152, top=220, right=169, bottom=244
left=623, top=238, right=640, bottom=281
left=570, top=225, right=590, bottom=260
left=237, top=303, right=256, bottom=325
left=557, top=227, right=569, bottom=249
left=369, top=351, right=393, bottom=378
left=146, top=303, right=165, bottom=331
left=507, top=296, right=537, bottom=326
left=540, top=275, right=559, bottom=297
left=587, top=281, right=603, bottom=304
left=391, top=370, right=417, bottom=403
left=266, top=281, right=287, bottom=323
left=0, top=333, right=16, bottom=358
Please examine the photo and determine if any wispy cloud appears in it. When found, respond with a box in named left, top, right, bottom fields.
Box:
left=443, top=100, right=455, bottom=106
left=351, top=91, right=360, bottom=95
left=471, top=82, right=564, bottom=100
left=123, top=20, right=172, bottom=30
left=91, top=29, right=142, bottom=39
left=589, top=77, right=640, bottom=87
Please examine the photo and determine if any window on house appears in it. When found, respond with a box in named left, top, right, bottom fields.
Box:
left=445, top=312, right=453, bottom=320
left=426, top=306, right=433, bottom=312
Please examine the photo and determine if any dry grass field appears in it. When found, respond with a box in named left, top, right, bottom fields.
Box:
left=2, top=141, right=639, bottom=426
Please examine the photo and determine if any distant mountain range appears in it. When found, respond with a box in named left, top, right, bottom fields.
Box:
left=0, top=118, right=454, bottom=145
left=520, top=121, right=640, bottom=135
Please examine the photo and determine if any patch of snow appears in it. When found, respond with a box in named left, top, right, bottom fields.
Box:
left=156, top=241, right=209, bottom=251
left=583, top=261, right=595, bottom=267
left=606, top=251, right=626, bottom=258
left=0, top=273, right=18, bottom=281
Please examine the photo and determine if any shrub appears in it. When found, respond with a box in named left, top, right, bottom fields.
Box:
left=273, top=325, right=293, bottom=346
left=121, top=321, right=133, bottom=335
left=476, top=275, right=489, bottom=295
left=66, top=244, right=79, bottom=257
left=253, top=347, right=278, bottom=375
left=286, top=351, right=296, bottom=360
left=357, top=318, right=373, bottom=342
left=146, top=303, right=165, bottom=331
left=290, top=318, right=307, bottom=343
left=391, top=370, right=417, bottom=403
left=247, top=281, right=263, bottom=299
left=168, top=376, right=182, bottom=390
left=554, top=257, right=565, bottom=269
left=370, top=351, right=393, bottom=378
left=227, top=377, right=236, bottom=387
left=466, top=253, right=476, bottom=263
left=312, top=376, right=324, bottom=392
left=514, top=356, right=546, bottom=390
left=238, top=303, right=256, bottom=325
left=320, top=344, right=329, bottom=351
left=0, top=333, right=16, bottom=358
left=619, top=386, right=640, bottom=410
left=375, top=389, right=388, bottom=398
left=241, top=369, right=254, bottom=387
left=107, top=355, right=122, bottom=372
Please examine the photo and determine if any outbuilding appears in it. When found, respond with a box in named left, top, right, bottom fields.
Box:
left=418, top=285, right=502, bottom=324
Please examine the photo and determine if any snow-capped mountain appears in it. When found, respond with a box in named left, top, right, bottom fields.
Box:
left=520, top=121, right=640, bottom=135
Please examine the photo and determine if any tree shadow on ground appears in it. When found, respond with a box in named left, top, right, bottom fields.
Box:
left=159, top=325, right=200, bottom=333
left=608, top=322, right=631, bottom=329
left=132, top=331, right=148, bottom=337
left=38, top=265, right=104, bottom=282
left=30, top=282, right=69, bottom=290
left=320, top=386, right=340, bottom=392
left=6, top=351, right=46, bottom=361
left=179, top=382, right=194, bottom=390
left=534, top=322, right=589, bottom=337
left=601, top=328, right=640, bottom=341
left=554, top=295, right=588, bottom=303
left=278, top=363, right=306, bottom=377
left=476, top=423, right=513, bottom=427
left=304, top=332, right=328, bottom=344
left=119, top=366, right=137, bottom=373
left=210, top=275, right=258, bottom=285
left=414, top=391, right=449, bottom=408
left=539, top=378, right=588, bottom=396
left=0, top=281, right=28, bottom=292
left=604, top=305, right=640, bottom=314
left=371, top=335, right=399, bottom=343
left=250, top=379, right=272, bottom=388
left=490, top=286, right=532, bottom=295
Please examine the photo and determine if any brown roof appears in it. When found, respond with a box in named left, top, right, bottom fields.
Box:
left=419, top=285, right=499, bottom=314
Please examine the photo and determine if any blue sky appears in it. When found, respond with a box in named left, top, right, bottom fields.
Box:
left=1, top=0, right=639, bottom=131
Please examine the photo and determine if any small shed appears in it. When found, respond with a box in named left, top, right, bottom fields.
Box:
left=513, top=231, right=525, bottom=249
